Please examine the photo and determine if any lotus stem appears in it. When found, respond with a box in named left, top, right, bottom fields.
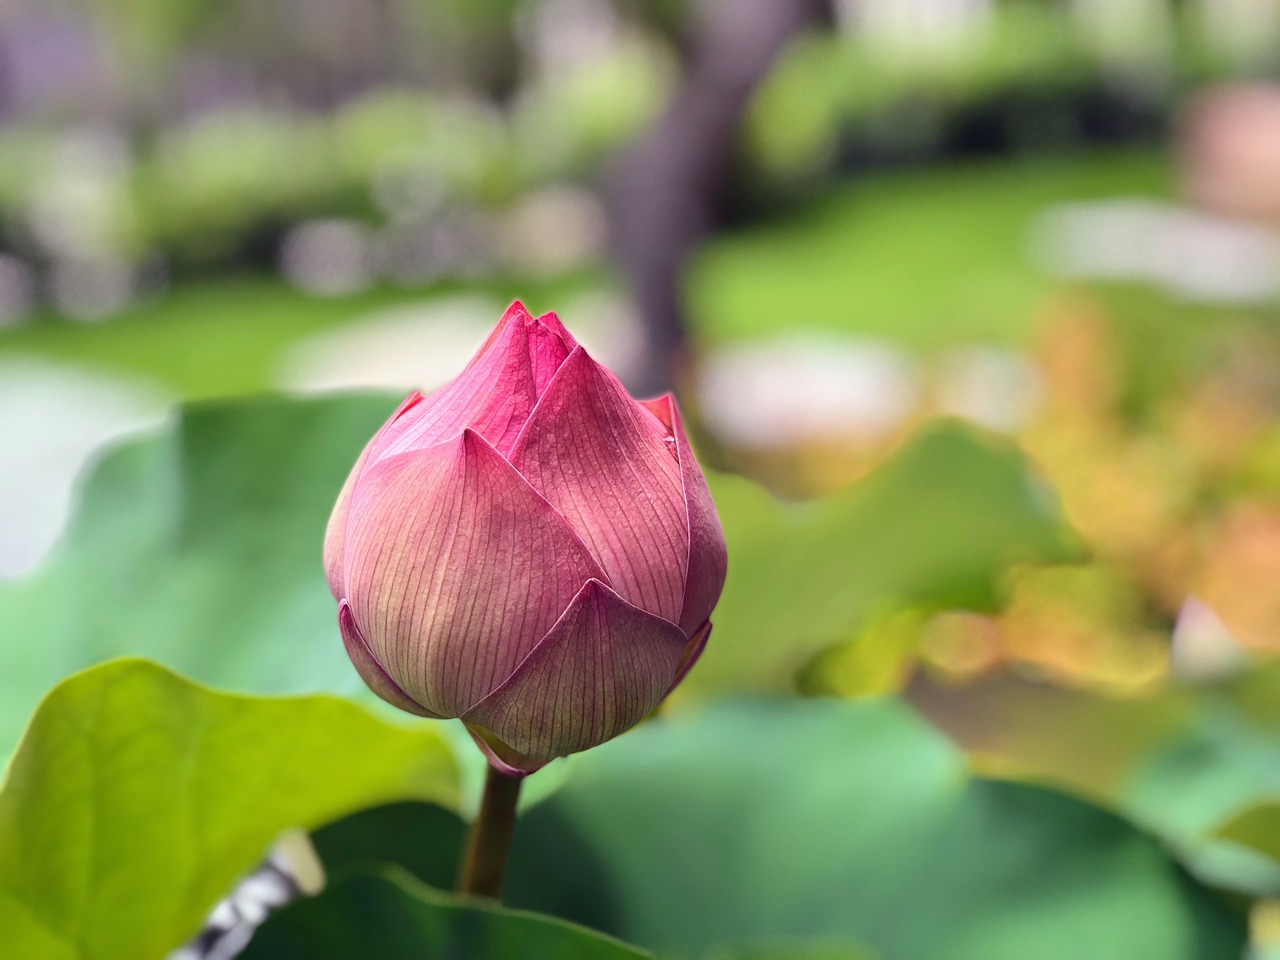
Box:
left=457, top=764, right=523, bottom=900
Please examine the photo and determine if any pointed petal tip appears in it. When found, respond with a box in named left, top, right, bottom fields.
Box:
left=456, top=425, right=502, bottom=461
left=498, top=300, right=535, bottom=334
left=640, top=393, right=675, bottom=428
left=527, top=316, right=574, bottom=396
left=510, top=349, right=689, bottom=622
left=395, top=390, right=425, bottom=418
left=533, top=309, right=579, bottom=347
left=467, top=299, right=534, bottom=362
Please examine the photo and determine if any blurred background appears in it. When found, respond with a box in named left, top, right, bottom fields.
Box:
left=8, top=0, right=1280, bottom=954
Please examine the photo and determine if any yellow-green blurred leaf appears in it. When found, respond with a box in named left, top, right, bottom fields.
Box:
left=0, top=659, right=459, bottom=960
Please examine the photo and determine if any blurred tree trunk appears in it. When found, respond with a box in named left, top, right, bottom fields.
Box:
left=608, top=0, right=833, bottom=397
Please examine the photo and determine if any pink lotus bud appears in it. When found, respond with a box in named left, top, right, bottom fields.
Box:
left=324, top=302, right=727, bottom=774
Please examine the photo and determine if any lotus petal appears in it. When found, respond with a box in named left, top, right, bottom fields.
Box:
left=668, top=619, right=712, bottom=694
left=527, top=313, right=574, bottom=395
left=532, top=309, right=578, bottom=350
left=324, top=390, right=424, bottom=600
left=338, top=600, right=442, bottom=717
left=343, top=429, right=607, bottom=717
left=641, top=395, right=728, bottom=635
left=378, top=307, right=540, bottom=458
left=463, top=579, right=685, bottom=764
left=510, top=348, right=689, bottom=622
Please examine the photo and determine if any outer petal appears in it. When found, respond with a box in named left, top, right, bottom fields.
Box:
left=641, top=395, right=728, bottom=635
left=475, top=300, right=534, bottom=354
left=466, top=726, right=549, bottom=778
left=462, top=579, right=685, bottom=765
left=344, top=429, right=607, bottom=717
left=377, top=308, right=539, bottom=458
left=509, top=347, right=689, bottom=623
left=339, top=600, right=442, bottom=718
left=668, top=619, right=712, bottom=695
left=324, top=390, right=424, bottom=600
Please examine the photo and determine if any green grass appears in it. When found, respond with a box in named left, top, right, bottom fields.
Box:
left=688, top=150, right=1173, bottom=347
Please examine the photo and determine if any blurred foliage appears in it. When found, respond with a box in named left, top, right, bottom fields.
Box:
left=6, top=0, right=1280, bottom=950
left=0, top=274, right=596, bottom=400
left=309, top=806, right=873, bottom=958
left=1216, top=801, right=1280, bottom=864
left=746, top=5, right=1095, bottom=180
left=0, top=152, right=1221, bottom=405
left=0, top=282, right=427, bottom=399
left=688, top=151, right=1170, bottom=347
left=0, top=394, right=1070, bottom=764
left=3, top=0, right=1268, bottom=307
left=499, top=698, right=1244, bottom=959
left=0, top=395, right=398, bottom=762
left=0, top=73, right=660, bottom=279
left=0, top=659, right=459, bottom=960
left=746, top=0, right=1280, bottom=183
left=309, top=800, right=467, bottom=891
left=245, top=866, right=653, bottom=960
left=906, top=669, right=1280, bottom=895
left=253, top=700, right=1243, bottom=958
left=690, top=421, right=1074, bottom=694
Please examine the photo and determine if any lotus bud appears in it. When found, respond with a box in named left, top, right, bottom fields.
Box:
left=324, top=302, right=727, bottom=775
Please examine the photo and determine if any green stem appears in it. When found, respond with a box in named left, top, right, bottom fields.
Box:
left=456, top=765, right=523, bottom=900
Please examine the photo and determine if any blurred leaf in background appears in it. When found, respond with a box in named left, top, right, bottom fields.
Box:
left=498, top=698, right=1245, bottom=960
left=906, top=664, right=1280, bottom=897
left=244, top=867, right=654, bottom=960
left=0, top=395, right=399, bottom=762
left=693, top=420, right=1075, bottom=695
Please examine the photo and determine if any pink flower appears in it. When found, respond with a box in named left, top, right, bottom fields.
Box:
left=324, top=302, right=727, bottom=774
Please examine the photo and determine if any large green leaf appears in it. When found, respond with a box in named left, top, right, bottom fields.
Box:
left=309, top=800, right=468, bottom=890
left=0, top=396, right=1070, bottom=761
left=906, top=670, right=1280, bottom=895
left=0, top=393, right=398, bottom=762
left=244, top=867, right=652, bottom=960
left=691, top=421, right=1073, bottom=694
left=0, top=659, right=459, bottom=960
left=502, top=698, right=1245, bottom=960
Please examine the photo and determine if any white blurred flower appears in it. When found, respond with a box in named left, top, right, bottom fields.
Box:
left=698, top=335, right=918, bottom=448
left=936, top=346, right=1042, bottom=433
left=276, top=295, right=502, bottom=394
left=1032, top=198, right=1280, bottom=304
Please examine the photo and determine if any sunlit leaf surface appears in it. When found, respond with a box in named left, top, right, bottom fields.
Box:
left=0, top=659, right=458, bottom=960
